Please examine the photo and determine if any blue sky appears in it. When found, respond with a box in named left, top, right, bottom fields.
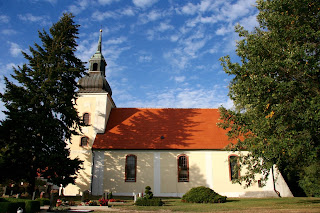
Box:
left=0, top=0, right=259, bottom=120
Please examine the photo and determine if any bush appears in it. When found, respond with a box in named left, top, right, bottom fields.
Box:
left=0, top=198, right=40, bottom=213
left=182, top=186, right=227, bottom=203
left=25, top=201, right=40, bottom=213
left=0, top=202, right=25, bottom=213
left=135, top=197, right=164, bottom=206
left=144, top=186, right=153, bottom=199
left=35, top=198, right=50, bottom=206
left=107, top=191, right=113, bottom=199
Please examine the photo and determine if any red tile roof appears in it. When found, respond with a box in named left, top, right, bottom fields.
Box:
left=93, top=108, right=236, bottom=150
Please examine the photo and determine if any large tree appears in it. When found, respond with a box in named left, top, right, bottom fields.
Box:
left=0, top=13, right=86, bottom=192
left=219, top=0, right=319, bottom=196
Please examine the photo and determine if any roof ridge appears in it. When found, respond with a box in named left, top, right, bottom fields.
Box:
left=114, top=107, right=219, bottom=110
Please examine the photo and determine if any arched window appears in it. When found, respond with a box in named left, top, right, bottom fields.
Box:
left=229, top=155, right=239, bottom=181
left=80, top=136, right=88, bottom=147
left=83, top=113, right=90, bottom=125
left=93, top=63, right=98, bottom=71
left=125, top=155, right=137, bottom=182
left=178, top=154, right=189, bottom=182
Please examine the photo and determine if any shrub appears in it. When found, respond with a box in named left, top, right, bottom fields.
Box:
left=135, top=197, right=164, bottom=206
left=25, top=201, right=40, bottom=213
left=107, top=191, right=113, bottom=199
left=35, top=198, right=50, bottom=206
left=182, top=186, right=227, bottom=203
left=0, top=202, right=25, bottom=213
left=144, top=186, right=153, bottom=199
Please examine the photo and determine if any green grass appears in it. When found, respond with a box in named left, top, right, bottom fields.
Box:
left=104, top=197, right=320, bottom=212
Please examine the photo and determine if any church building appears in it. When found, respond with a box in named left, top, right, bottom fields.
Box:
left=64, top=31, right=293, bottom=198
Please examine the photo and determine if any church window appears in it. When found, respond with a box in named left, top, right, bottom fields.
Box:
left=83, top=113, right=90, bottom=125
left=178, top=154, right=189, bottom=182
left=93, top=63, right=98, bottom=71
left=229, top=155, right=239, bottom=181
left=125, top=155, right=137, bottom=182
left=80, top=136, right=88, bottom=147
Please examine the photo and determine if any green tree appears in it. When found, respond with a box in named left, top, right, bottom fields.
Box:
left=0, top=13, right=86, bottom=192
left=218, top=0, right=319, bottom=196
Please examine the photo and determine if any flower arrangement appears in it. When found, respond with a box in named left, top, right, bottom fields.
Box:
left=99, top=198, right=108, bottom=206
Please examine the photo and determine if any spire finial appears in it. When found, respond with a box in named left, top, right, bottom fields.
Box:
left=97, top=29, right=102, bottom=53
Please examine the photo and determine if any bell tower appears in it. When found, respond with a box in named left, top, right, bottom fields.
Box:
left=64, top=30, right=116, bottom=196
left=89, top=29, right=106, bottom=76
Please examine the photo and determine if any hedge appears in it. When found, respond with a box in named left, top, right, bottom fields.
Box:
left=0, top=202, right=25, bottom=213
left=25, top=201, right=40, bottom=213
left=135, top=197, right=164, bottom=206
left=0, top=198, right=40, bottom=213
left=35, top=198, right=50, bottom=206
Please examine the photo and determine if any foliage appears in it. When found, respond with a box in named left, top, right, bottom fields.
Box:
left=0, top=198, right=40, bottom=213
left=35, top=198, right=50, bottom=206
left=25, top=200, right=40, bottom=213
left=50, top=206, right=71, bottom=212
left=0, top=13, right=85, bottom=191
left=135, top=197, right=164, bottom=206
left=144, top=186, right=153, bottom=199
left=107, top=191, right=113, bottom=199
left=218, top=0, right=320, bottom=196
left=81, top=190, right=90, bottom=202
left=181, top=186, right=227, bottom=203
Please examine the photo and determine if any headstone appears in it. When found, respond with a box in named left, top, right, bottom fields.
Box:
left=32, top=191, right=36, bottom=200
left=133, top=192, right=137, bottom=202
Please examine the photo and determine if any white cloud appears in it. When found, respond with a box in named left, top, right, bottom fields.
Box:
left=8, top=42, right=22, bottom=57
left=239, top=13, right=259, bottom=32
left=121, top=7, right=136, bottom=16
left=67, top=0, right=89, bottom=15
left=138, top=55, right=152, bottom=62
left=115, top=85, right=232, bottom=109
left=18, top=13, right=50, bottom=26
left=1, top=29, right=17, bottom=35
left=98, top=0, right=120, bottom=5
left=220, top=0, right=256, bottom=22
left=132, top=0, right=158, bottom=8
left=173, top=76, right=186, bottom=83
left=0, top=15, right=9, bottom=23
left=92, top=10, right=117, bottom=21
left=158, top=22, right=174, bottom=32
left=180, top=3, right=198, bottom=15
left=105, top=36, right=127, bottom=45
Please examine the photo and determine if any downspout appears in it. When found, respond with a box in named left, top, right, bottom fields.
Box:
left=272, top=165, right=281, bottom=197
left=91, top=150, right=95, bottom=193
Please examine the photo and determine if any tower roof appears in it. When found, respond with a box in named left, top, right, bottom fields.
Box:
left=78, top=29, right=112, bottom=95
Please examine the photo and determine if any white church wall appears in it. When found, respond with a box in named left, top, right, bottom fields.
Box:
left=90, top=150, right=292, bottom=198
left=64, top=92, right=115, bottom=196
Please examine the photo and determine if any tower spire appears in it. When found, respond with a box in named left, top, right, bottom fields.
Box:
left=97, top=29, right=102, bottom=53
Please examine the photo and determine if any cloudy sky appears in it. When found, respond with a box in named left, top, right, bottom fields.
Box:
left=0, top=0, right=259, bottom=120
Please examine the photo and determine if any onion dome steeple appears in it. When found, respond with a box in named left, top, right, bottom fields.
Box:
left=78, top=29, right=112, bottom=95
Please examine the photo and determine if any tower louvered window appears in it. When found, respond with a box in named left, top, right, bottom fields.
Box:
left=178, top=155, right=189, bottom=182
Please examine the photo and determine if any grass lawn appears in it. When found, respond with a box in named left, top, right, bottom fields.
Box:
left=99, top=197, right=320, bottom=212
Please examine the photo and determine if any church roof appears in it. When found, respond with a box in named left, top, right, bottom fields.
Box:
left=93, top=108, right=236, bottom=150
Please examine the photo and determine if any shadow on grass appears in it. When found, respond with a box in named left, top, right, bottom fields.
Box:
left=225, top=199, right=240, bottom=203
left=297, top=199, right=320, bottom=204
